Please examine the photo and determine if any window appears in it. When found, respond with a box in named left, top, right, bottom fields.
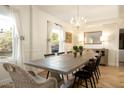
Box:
left=50, top=24, right=64, bottom=53
left=51, top=28, right=60, bottom=53
left=0, top=15, right=13, bottom=60
left=47, top=21, right=64, bottom=54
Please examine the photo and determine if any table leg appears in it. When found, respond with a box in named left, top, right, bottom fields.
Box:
left=50, top=72, right=64, bottom=87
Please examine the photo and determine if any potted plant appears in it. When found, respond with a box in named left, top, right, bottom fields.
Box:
left=79, top=46, right=83, bottom=56
left=73, top=46, right=78, bottom=57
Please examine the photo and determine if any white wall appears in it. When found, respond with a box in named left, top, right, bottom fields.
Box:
left=75, top=22, right=119, bottom=66
left=119, top=6, right=124, bottom=19
left=0, top=5, right=74, bottom=81
left=31, top=6, right=73, bottom=60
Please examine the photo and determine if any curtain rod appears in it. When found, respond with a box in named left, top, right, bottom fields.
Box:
left=47, top=20, right=62, bottom=27
left=55, top=23, right=62, bottom=27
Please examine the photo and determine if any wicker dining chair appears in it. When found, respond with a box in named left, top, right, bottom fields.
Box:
left=3, top=63, right=58, bottom=88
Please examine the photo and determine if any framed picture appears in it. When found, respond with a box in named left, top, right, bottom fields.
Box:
left=84, top=31, right=102, bottom=44
left=65, top=32, right=72, bottom=43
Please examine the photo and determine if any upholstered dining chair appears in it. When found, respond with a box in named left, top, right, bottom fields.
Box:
left=3, top=63, right=58, bottom=88
left=57, top=52, right=65, bottom=55
left=67, top=51, right=72, bottom=54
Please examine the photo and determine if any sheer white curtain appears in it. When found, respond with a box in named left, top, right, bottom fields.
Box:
left=0, top=6, right=22, bottom=65
left=58, top=26, right=64, bottom=52
left=9, top=7, right=23, bottom=66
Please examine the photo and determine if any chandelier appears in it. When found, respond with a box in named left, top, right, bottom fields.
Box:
left=70, top=6, right=87, bottom=28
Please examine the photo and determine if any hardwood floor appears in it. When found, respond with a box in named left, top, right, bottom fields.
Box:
left=0, top=66, right=123, bottom=88
left=97, top=66, right=123, bottom=88
left=39, top=66, right=124, bottom=88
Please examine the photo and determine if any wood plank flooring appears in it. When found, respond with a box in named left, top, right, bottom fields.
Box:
left=97, top=66, right=122, bottom=88
left=0, top=66, right=123, bottom=88
left=38, top=66, right=124, bottom=88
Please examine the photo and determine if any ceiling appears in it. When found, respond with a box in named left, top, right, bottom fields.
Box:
left=38, top=5, right=119, bottom=24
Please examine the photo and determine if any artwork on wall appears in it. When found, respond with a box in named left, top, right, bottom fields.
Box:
left=65, top=32, right=72, bottom=43
left=84, top=31, right=102, bottom=44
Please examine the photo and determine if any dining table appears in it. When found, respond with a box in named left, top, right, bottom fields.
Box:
left=25, top=50, right=98, bottom=87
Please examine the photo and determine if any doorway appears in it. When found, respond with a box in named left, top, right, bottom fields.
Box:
left=119, top=29, right=124, bottom=67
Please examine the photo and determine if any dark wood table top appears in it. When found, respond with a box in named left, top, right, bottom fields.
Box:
left=25, top=50, right=97, bottom=75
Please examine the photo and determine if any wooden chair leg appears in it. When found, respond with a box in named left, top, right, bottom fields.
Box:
left=67, top=75, right=69, bottom=80
left=84, top=79, right=88, bottom=88
left=62, top=75, right=64, bottom=80
left=89, top=78, right=93, bottom=88
left=46, top=71, right=49, bottom=79
left=73, top=76, right=77, bottom=88
left=92, top=75, right=96, bottom=88
left=96, top=70, right=99, bottom=79
left=97, top=67, right=101, bottom=76
left=77, top=78, right=80, bottom=88
left=94, top=72, right=98, bottom=83
left=96, top=68, right=100, bottom=77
